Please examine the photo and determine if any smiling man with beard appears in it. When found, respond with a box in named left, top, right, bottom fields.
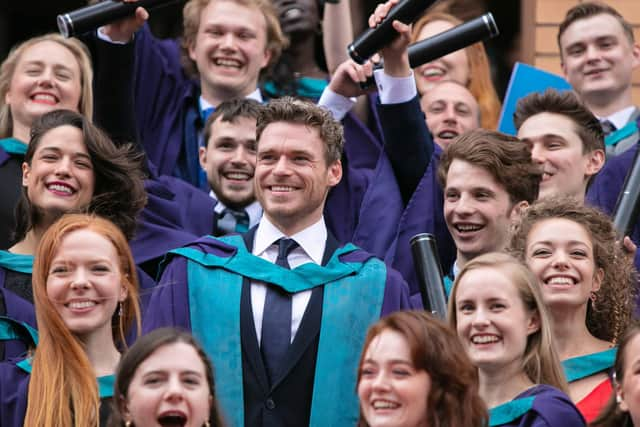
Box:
left=199, top=99, right=263, bottom=235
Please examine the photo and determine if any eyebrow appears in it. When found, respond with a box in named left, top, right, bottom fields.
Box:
left=40, top=146, right=91, bottom=160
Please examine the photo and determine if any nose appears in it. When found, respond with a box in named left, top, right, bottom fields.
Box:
left=70, top=269, right=90, bottom=290
left=272, top=155, right=291, bottom=176
left=530, top=144, right=546, bottom=165
left=371, top=371, right=390, bottom=391
left=54, top=156, right=72, bottom=176
left=37, top=68, right=55, bottom=87
left=231, top=146, right=249, bottom=165
left=551, top=250, right=570, bottom=270
left=164, top=377, right=185, bottom=402
left=584, top=44, right=602, bottom=62
left=221, top=32, right=236, bottom=49
left=471, top=307, right=490, bottom=327
left=442, top=105, right=458, bottom=124
left=453, top=194, right=475, bottom=216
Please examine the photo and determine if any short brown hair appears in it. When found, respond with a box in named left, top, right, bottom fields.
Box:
left=357, top=310, right=488, bottom=427
left=181, top=0, right=287, bottom=79
left=256, top=97, right=344, bottom=164
left=203, top=98, right=262, bottom=146
left=514, top=89, right=605, bottom=154
left=558, top=2, right=635, bottom=55
left=508, top=197, right=636, bottom=344
left=437, top=129, right=542, bottom=205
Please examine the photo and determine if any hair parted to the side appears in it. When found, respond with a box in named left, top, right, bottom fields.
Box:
left=437, top=129, right=542, bottom=205
left=203, top=98, right=263, bottom=147
left=357, top=310, right=488, bottom=427
left=110, top=327, right=226, bottom=427
left=508, top=197, right=636, bottom=344
left=0, top=34, right=93, bottom=139
left=557, top=2, right=635, bottom=57
left=25, top=213, right=141, bottom=427
left=256, top=96, right=344, bottom=164
left=13, top=110, right=147, bottom=243
left=181, top=0, right=288, bottom=79
left=448, top=252, right=569, bottom=393
left=591, top=322, right=640, bottom=427
left=411, top=11, right=501, bottom=130
left=514, top=89, right=605, bottom=154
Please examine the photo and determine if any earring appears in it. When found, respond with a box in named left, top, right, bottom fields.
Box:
left=119, top=302, right=123, bottom=317
left=204, top=421, right=211, bottom=427
left=616, top=394, right=623, bottom=404
left=125, top=421, right=132, bottom=427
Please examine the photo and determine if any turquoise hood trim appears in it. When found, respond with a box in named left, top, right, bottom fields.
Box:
left=178, top=235, right=387, bottom=427
left=0, top=137, right=27, bottom=156
left=16, top=358, right=115, bottom=398
left=0, top=316, right=38, bottom=347
left=489, top=396, right=535, bottom=426
left=562, top=347, right=617, bottom=382
left=0, top=250, right=34, bottom=274
left=263, top=77, right=328, bottom=100
left=605, top=121, right=638, bottom=147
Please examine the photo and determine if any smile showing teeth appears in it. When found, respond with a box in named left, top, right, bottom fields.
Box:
left=438, top=131, right=459, bottom=140
left=47, top=183, right=74, bottom=194
left=32, top=93, right=58, bottom=104
left=372, top=400, right=400, bottom=409
left=271, top=185, right=294, bottom=192
left=545, top=276, right=574, bottom=286
left=67, top=301, right=96, bottom=309
left=422, top=68, right=444, bottom=78
left=225, top=172, right=250, bottom=180
left=214, top=58, right=242, bottom=68
left=455, top=224, right=482, bottom=232
left=472, top=335, right=499, bottom=344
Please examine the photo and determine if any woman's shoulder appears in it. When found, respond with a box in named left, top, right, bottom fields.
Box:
left=526, top=385, right=585, bottom=427
left=0, top=358, right=30, bottom=427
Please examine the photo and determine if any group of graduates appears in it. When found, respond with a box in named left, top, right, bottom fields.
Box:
left=0, top=0, right=639, bottom=426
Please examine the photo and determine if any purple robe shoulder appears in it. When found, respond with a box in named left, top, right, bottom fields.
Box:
left=385, top=147, right=456, bottom=297
left=133, top=25, right=199, bottom=176
left=142, top=235, right=413, bottom=333
left=0, top=268, right=36, bottom=360
left=493, top=385, right=585, bottom=427
left=0, top=360, right=29, bottom=427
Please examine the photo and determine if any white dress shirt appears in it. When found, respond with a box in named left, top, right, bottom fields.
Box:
left=209, top=191, right=262, bottom=230
left=251, top=216, right=327, bottom=345
left=600, top=105, right=637, bottom=131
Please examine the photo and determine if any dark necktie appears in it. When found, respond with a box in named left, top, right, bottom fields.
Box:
left=601, top=120, right=617, bottom=136
left=261, top=238, right=299, bottom=383
left=217, top=208, right=250, bottom=234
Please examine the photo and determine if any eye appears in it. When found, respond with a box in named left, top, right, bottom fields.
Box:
left=445, top=191, right=459, bottom=201
left=143, top=375, right=163, bottom=386
left=570, top=250, right=588, bottom=258
left=74, top=159, right=92, bottom=169
left=237, top=31, right=255, bottom=40
left=217, top=142, right=235, bottom=151
left=531, top=248, right=551, bottom=257
left=490, top=302, right=506, bottom=311
left=50, top=266, right=68, bottom=274
left=182, top=375, right=202, bottom=386
left=360, top=365, right=376, bottom=377
left=458, top=302, right=474, bottom=313
left=91, top=264, right=111, bottom=273
left=392, top=368, right=411, bottom=377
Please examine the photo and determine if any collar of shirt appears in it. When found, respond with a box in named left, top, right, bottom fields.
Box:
left=198, top=88, right=263, bottom=113
left=253, top=215, right=326, bottom=266
left=210, top=192, right=263, bottom=228
left=600, top=106, right=637, bottom=130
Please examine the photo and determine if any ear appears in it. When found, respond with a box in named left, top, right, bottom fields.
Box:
left=509, top=200, right=529, bottom=222
left=5, top=88, right=11, bottom=106
left=584, top=149, right=605, bottom=177
left=526, top=309, right=541, bottom=336
left=631, top=43, right=640, bottom=70
left=260, top=47, right=273, bottom=71
left=188, top=41, right=198, bottom=62
left=326, top=159, right=342, bottom=188
left=591, top=267, right=604, bottom=294
left=22, top=162, right=30, bottom=187
left=199, top=146, right=208, bottom=170
left=120, top=394, right=133, bottom=421
left=616, top=380, right=630, bottom=412
left=119, top=276, right=129, bottom=302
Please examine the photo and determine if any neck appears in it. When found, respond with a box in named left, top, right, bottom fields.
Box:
left=582, top=90, right=633, bottom=118
left=284, top=35, right=327, bottom=79
left=549, top=303, right=603, bottom=359
left=12, top=124, right=30, bottom=144
left=78, top=325, right=121, bottom=377
left=10, top=227, right=45, bottom=255
left=479, top=367, right=534, bottom=409
left=200, top=82, right=258, bottom=108
left=266, top=210, right=322, bottom=237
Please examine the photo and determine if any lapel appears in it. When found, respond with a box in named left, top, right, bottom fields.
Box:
left=239, top=226, right=341, bottom=391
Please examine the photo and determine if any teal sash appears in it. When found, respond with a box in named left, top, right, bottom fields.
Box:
left=0, top=250, right=34, bottom=274
left=0, top=137, right=27, bottom=156
left=562, top=347, right=617, bottom=382
left=16, top=358, right=115, bottom=398
left=176, top=235, right=387, bottom=427
left=489, top=396, right=535, bottom=426
left=0, top=316, right=38, bottom=347
left=605, top=121, right=638, bottom=147
left=443, top=275, right=453, bottom=298
left=263, top=77, right=328, bottom=100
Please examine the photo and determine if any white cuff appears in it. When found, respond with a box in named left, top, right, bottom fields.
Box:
left=317, top=88, right=357, bottom=121
left=374, top=68, right=417, bottom=104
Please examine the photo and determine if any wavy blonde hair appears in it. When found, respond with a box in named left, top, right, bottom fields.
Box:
left=24, top=214, right=141, bottom=427
left=0, top=34, right=93, bottom=139
left=411, top=11, right=501, bottom=130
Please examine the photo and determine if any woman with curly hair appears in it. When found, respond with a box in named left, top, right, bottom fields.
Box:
left=0, top=109, right=145, bottom=361
left=411, top=11, right=502, bottom=130
left=509, top=197, right=636, bottom=423
left=357, top=310, right=487, bottom=427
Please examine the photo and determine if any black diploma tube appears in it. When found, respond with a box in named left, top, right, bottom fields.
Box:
left=613, top=148, right=640, bottom=237
left=348, top=0, right=437, bottom=64
left=410, top=233, right=448, bottom=319
left=57, top=0, right=182, bottom=38
left=359, top=13, right=499, bottom=89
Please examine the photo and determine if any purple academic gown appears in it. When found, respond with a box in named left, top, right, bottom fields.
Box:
left=0, top=360, right=29, bottom=427
left=143, top=233, right=412, bottom=332
left=491, top=385, right=585, bottom=427
left=0, top=268, right=36, bottom=360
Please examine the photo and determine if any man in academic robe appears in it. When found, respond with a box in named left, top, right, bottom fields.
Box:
left=143, top=98, right=412, bottom=427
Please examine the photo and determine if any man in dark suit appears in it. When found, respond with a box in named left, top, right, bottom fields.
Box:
left=143, top=97, right=412, bottom=427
